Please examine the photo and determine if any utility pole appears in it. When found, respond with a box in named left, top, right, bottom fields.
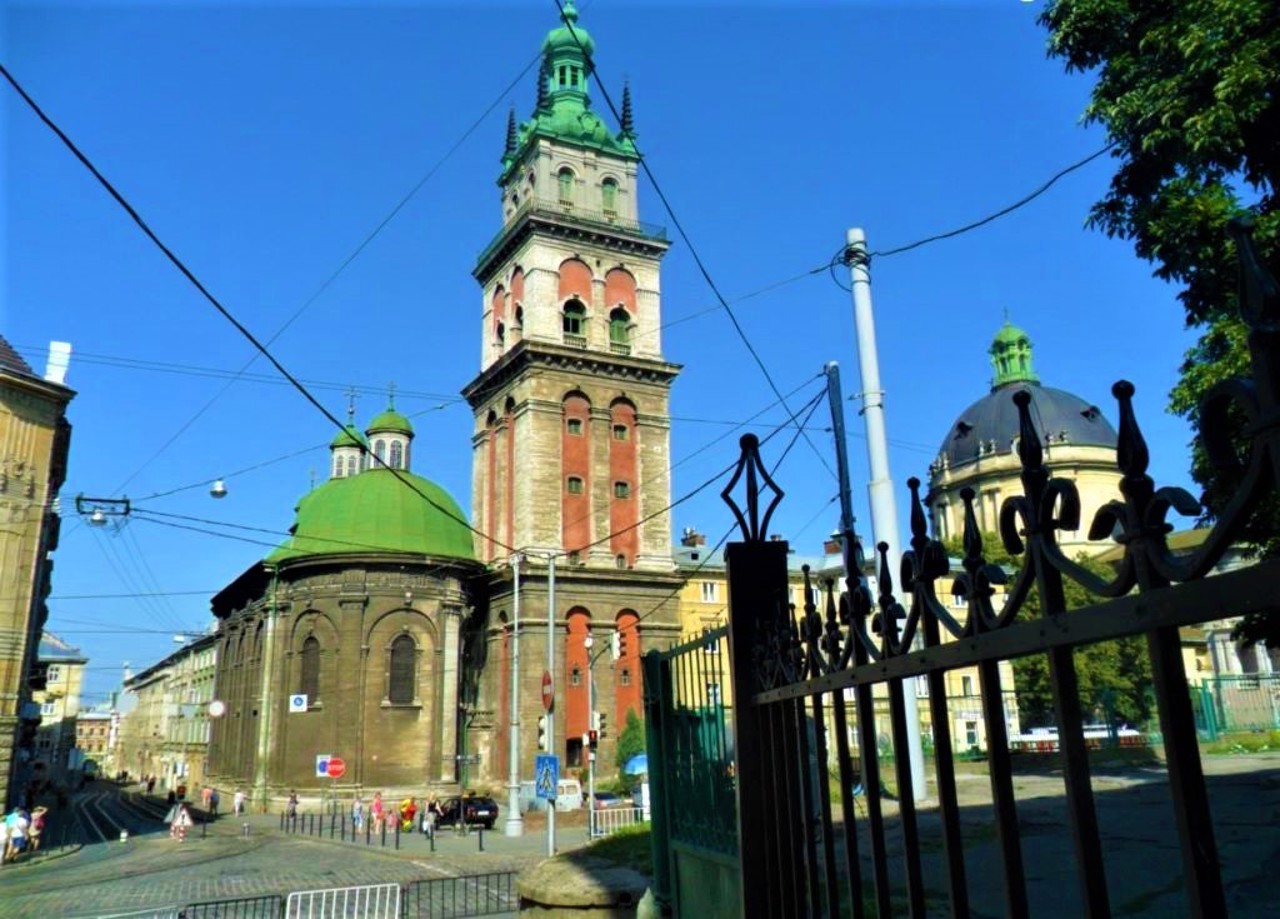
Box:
left=546, top=554, right=557, bottom=857
left=505, top=554, right=524, bottom=837
left=584, top=634, right=596, bottom=839
left=843, top=228, right=927, bottom=803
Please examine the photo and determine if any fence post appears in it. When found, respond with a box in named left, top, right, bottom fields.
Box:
left=478, top=826, right=484, bottom=852
left=395, top=818, right=400, bottom=850
left=641, top=649, right=675, bottom=913
left=381, top=819, right=387, bottom=847
left=279, top=812, right=284, bottom=831
left=330, top=812, right=335, bottom=839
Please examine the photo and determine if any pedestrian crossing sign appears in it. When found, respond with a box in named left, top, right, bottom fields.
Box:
left=535, top=753, right=559, bottom=802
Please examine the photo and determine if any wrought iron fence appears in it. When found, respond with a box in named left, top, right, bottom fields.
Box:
left=693, top=221, right=1280, bottom=919
left=178, top=894, right=283, bottom=918
left=284, top=883, right=400, bottom=918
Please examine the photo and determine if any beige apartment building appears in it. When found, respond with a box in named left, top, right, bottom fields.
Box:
left=0, top=335, right=74, bottom=808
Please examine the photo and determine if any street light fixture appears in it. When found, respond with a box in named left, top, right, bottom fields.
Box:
left=210, top=479, right=228, bottom=499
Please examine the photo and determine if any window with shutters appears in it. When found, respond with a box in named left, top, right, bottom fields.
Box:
left=300, top=636, right=320, bottom=703
left=388, top=634, right=416, bottom=704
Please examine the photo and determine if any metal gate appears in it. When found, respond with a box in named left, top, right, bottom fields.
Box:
left=284, top=883, right=400, bottom=919
left=712, top=222, right=1280, bottom=918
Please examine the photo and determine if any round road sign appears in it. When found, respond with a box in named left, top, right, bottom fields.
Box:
left=541, top=670, right=553, bottom=712
left=326, top=756, right=346, bottom=779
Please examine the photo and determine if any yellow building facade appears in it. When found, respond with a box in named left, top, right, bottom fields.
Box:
left=0, top=336, right=74, bottom=808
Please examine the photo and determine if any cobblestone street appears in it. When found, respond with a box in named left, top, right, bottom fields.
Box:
left=0, top=788, right=581, bottom=919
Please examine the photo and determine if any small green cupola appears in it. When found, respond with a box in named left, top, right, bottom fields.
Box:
left=366, top=391, right=414, bottom=472
left=989, top=318, right=1039, bottom=390
left=329, top=401, right=367, bottom=480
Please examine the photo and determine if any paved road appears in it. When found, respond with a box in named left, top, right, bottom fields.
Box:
left=0, top=784, right=578, bottom=918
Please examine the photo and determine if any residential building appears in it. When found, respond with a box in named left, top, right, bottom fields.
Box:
left=75, top=710, right=116, bottom=776
left=30, top=632, right=87, bottom=780
left=0, top=335, right=74, bottom=808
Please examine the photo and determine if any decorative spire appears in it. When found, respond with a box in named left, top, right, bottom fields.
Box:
left=561, top=0, right=578, bottom=25
left=989, top=317, right=1039, bottom=390
left=504, top=107, right=517, bottom=159
left=387, top=381, right=397, bottom=410
left=620, top=80, right=634, bottom=138
left=535, top=60, right=550, bottom=112
left=346, top=386, right=357, bottom=423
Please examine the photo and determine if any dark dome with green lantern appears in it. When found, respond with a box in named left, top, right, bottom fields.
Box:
left=267, top=470, right=475, bottom=564
left=938, top=320, right=1117, bottom=468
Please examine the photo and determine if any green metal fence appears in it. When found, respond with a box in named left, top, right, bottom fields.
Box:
left=1192, top=674, right=1280, bottom=740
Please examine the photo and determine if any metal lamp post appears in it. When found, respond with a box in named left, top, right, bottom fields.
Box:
left=505, top=554, right=524, bottom=837
left=583, top=634, right=596, bottom=837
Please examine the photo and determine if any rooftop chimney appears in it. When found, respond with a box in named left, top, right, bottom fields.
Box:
left=44, top=341, right=71, bottom=385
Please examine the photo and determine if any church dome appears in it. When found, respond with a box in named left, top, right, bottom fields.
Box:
left=543, top=0, right=594, bottom=56
left=267, top=471, right=474, bottom=564
left=329, top=422, right=365, bottom=449
left=367, top=408, right=413, bottom=436
left=939, top=383, right=1116, bottom=467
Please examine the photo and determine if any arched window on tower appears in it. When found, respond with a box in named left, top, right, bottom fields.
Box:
left=558, top=168, right=575, bottom=205
left=373, top=440, right=386, bottom=466
left=563, top=300, right=587, bottom=345
left=300, top=636, right=320, bottom=704
left=602, top=178, right=618, bottom=215
left=346, top=455, right=358, bottom=477
left=390, top=441, right=404, bottom=470
left=388, top=634, right=417, bottom=704
left=609, top=308, right=630, bottom=355
left=333, top=456, right=343, bottom=479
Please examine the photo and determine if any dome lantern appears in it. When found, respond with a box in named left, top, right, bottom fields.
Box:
left=989, top=318, right=1039, bottom=390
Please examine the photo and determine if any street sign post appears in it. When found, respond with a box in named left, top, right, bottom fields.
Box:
left=535, top=754, right=559, bottom=803
left=541, top=671, right=553, bottom=712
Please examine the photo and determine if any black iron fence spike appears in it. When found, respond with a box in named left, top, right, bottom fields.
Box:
left=1112, top=380, right=1150, bottom=478
left=1013, top=389, right=1043, bottom=470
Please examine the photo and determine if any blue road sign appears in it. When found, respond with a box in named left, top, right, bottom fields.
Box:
left=535, top=753, right=559, bottom=802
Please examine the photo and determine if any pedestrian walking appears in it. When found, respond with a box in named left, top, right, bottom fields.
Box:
left=2, top=808, right=30, bottom=863
left=209, top=789, right=220, bottom=817
left=370, top=791, right=385, bottom=834
left=201, top=786, right=212, bottom=810
left=424, top=795, right=441, bottom=837
left=352, top=795, right=364, bottom=832
left=28, top=806, right=46, bottom=853
left=233, top=789, right=246, bottom=816
left=286, top=791, right=299, bottom=821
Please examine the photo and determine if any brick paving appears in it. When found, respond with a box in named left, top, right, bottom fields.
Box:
left=0, top=788, right=589, bottom=918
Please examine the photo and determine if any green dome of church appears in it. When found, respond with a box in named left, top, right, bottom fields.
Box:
left=267, top=471, right=475, bottom=564
left=368, top=408, right=413, bottom=435
left=329, top=423, right=365, bottom=449
left=543, top=1, right=594, bottom=56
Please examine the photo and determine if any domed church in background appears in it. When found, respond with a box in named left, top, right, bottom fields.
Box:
left=926, top=320, right=1122, bottom=557
left=207, top=401, right=486, bottom=794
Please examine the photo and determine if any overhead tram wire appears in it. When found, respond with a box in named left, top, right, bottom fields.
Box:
left=50, top=590, right=215, bottom=601
left=826, top=142, right=1118, bottom=292
left=625, top=384, right=831, bottom=632
left=97, top=51, right=545, bottom=496
left=0, top=63, right=519, bottom=559
left=552, top=0, right=837, bottom=484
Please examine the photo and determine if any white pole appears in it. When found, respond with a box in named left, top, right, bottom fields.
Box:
left=505, top=553, right=524, bottom=837
left=585, top=636, right=596, bottom=839
left=845, top=227, right=928, bottom=803
left=547, top=554, right=557, bottom=857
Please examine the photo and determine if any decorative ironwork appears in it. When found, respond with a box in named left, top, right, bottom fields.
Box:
left=721, top=434, right=784, bottom=543
left=706, top=223, right=1280, bottom=919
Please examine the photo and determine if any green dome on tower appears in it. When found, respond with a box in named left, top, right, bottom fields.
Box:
left=542, top=0, right=594, bottom=56
left=989, top=318, right=1039, bottom=389
left=330, top=422, right=366, bottom=449
left=368, top=407, right=413, bottom=436
left=267, top=471, right=475, bottom=564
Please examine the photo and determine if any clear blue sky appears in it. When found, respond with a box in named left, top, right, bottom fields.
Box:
left=2, top=0, right=1201, bottom=707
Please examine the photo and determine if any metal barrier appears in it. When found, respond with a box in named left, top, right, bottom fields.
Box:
left=179, top=894, right=283, bottom=918
left=589, top=805, right=649, bottom=839
left=284, top=883, right=400, bottom=919
left=401, top=873, right=518, bottom=919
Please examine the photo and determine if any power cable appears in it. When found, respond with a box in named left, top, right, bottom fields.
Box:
left=0, top=60, right=519, bottom=556
left=100, top=51, right=543, bottom=495
left=49, top=591, right=215, bottom=601
left=826, top=143, right=1118, bottom=293
left=553, top=0, right=838, bottom=484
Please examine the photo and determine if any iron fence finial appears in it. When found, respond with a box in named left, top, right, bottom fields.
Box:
left=721, top=433, right=784, bottom=543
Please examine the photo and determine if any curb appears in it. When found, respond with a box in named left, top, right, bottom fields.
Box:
left=1, top=843, right=84, bottom=871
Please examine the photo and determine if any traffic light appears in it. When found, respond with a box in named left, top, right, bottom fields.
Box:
left=537, top=715, right=548, bottom=751
left=588, top=729, right=599, bottom=751
left=597, top=711, right=608, bottom=739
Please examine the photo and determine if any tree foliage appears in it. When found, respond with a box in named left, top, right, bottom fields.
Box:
left=942, top=537, right=1152, bottom=727
left=615, top=708, right=646, bottom=780
left=1040, top=0, right=1280, bottom=643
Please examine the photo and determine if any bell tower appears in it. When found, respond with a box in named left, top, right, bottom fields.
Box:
left=463, top=0, right=678, bottom=571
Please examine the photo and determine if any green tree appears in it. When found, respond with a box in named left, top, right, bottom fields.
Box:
left=615, top=709, right=646, bottom=781
left=942, top=537, right=1152, bottom=726
left=1038, top=1, right=1280, bottom=643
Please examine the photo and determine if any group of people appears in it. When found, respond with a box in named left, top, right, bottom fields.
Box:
left=348, top=792, right=443, bottom=836
left=2, top=805, right=46, bottom=864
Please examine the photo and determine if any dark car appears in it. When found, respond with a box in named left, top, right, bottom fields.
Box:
left=592, top=792, right=629, bottom=809
left=438, top=795, right=499, bottom=830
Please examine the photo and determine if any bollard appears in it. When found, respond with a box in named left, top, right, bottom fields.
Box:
left=341, top=816, right=346, bottom=842
left=380, top=820, right=386, bottom=848
left=202, top=820, right=207, bottom=839
left=330, top=813, right=335, bottom=839
left=242, top=822, right=251, bottom=838
left=366, top=819, right=371, bottom=846
left=429, top=830, right=435, bottom=853
left=279, top=812, right=284, bottom=831
left=478, top=826, right=484, bottom=853
left=394, top=819, right=400, bottom=851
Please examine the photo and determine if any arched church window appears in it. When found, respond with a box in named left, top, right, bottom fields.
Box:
left=558, top=168, right=574, bottom=204
left=388, top=634, right=416, bottom=704
left=563, top=300, right=586, bottom=339
left=390, top=441, right=404, bottom=470
left=300, top=636, right=320, bottom=704
left=602, top=178, right=618, bottom=214
left=374, top=440, right=386, bottom=465
left=346, top=456, right=358, bottom=477
left=609, top=308, right=630, bottom=347
left=333, top=456, right=343, bottom=478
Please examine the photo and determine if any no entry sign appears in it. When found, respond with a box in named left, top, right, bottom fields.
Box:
left=541, top=670, right=553, bottom=712
left=326, top=756, right=346, bottom=779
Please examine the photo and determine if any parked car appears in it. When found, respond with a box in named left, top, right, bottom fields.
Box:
left=437, top=795, right=499, bottom=830
left=592, top=792, right=629, bottom=809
